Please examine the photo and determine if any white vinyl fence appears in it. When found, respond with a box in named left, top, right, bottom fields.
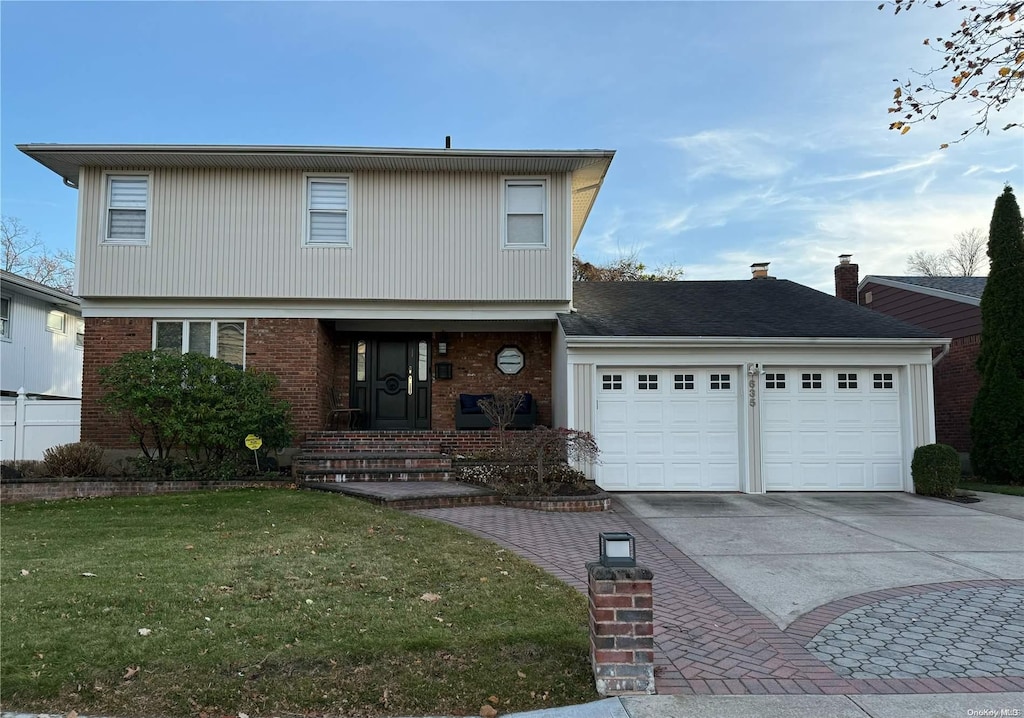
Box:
left=1, top=389, right=82, bottom=461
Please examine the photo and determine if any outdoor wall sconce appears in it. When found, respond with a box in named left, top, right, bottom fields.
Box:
left=437, top=332, right=450, bottom=356
left=599, top=532, right=636, bottom=568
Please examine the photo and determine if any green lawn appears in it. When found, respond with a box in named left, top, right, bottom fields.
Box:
left=960, top=480, right=1024, bottom=497
left=1, top=489, right=596, bottom=716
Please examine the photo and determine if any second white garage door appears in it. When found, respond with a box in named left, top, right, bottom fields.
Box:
left=595, top=367, right=740, bottom=491
left=760, top=367, right=904, bottom=491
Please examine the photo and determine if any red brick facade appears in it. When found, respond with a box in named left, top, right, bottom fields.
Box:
left=81, top=318, right=553, bottom=449
left=81, top=317, right=153, bottom=448
left=932, top=334, right=981, bottom=452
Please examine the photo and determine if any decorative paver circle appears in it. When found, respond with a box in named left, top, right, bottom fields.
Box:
left=806, top=585, right=1024, bottom=680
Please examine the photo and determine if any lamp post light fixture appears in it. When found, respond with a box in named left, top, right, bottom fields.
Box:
left=599, top=531, right=636, bottom=568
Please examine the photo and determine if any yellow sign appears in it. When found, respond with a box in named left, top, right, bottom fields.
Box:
left=245, top=434, right=263, bottom=451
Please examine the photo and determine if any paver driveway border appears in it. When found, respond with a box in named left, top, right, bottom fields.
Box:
left=416, top=499, right=1024, bottom=696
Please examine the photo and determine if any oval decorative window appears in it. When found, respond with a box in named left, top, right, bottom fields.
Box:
left=496, top=346, right=525, bottom=375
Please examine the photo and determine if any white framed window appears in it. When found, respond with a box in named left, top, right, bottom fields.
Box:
left=154, top=320, right=246, bottom=368
left=503, top=178, right=548, bottom=248
left=75, top=319, right=85, bottom=349
left=305, top=176, right=350, bottom=247
left=873, top=372, right=894, bottom=390
left=674, top=373, right=695, bottom=390
left=601, top=373, right=622, bottom=390
left=764, top=372, right=786, bottom=389
left=638, top=373, right=659, bottom=390
left=0, top=296, right=10, bottom=340
left=801, top=372, right=823, bottom=390
left=710, top=373, right=731, bottom=390
left=46, top=310, right=66, bottom=334
left=104, top=173, right=151, bottom=244
left=837, top=372, right=859, bottom=390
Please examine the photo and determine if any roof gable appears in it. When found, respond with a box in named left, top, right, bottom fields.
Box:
left=861, top=275, right=986, bottom=305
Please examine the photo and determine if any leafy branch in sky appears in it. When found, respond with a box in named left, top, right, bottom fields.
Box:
left=1, top=216, right=75, bottom=294
left=882, top=0, right=1023, bottom=146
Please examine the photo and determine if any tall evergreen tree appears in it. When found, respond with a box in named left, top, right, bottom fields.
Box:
left=970, top=185, right=1024, bottom=483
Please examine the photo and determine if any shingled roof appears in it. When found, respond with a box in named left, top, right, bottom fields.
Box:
left=559, top=280, right=939, bottom=339
left=870, top=275, right=987, bottom=300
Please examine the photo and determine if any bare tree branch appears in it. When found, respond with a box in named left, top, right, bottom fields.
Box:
left=573, top=249, right=684, bottom=281
left=906, top=227, right=989, bottom=275
left=882, top=0, right=1023, bottom=146
left=1, top=216, right=75, bottom=293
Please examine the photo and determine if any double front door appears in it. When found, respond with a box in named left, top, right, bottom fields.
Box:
left=351, top=336, right=431, bottom=429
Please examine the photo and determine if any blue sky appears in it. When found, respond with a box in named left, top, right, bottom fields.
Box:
left=2, top=1, right=1020, bottom=292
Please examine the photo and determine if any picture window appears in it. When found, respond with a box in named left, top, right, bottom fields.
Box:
left=154, top=320, right=246, bottom=368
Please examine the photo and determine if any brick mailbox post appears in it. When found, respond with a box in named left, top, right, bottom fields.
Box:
left=586, top=562, right=655, bottom=695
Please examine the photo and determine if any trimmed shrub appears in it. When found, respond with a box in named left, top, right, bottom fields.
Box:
left=42, top=442, right=105, bottom=477
left=912, top=443, right=960, bottom=498
left=0, top=460, right=45, bottom=479
left=100, top=351, right=293, bottom=477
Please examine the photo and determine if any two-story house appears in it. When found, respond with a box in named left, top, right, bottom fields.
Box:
left=0, top=270, right=84, bottom=458
left=20, top=144, right=945, bottom=494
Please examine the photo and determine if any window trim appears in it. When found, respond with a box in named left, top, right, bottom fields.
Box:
left=0, top=295, right=10, bottom=341
left=46, top=309, right=66, bottom=334
left=501, top=176, right=550, bottom=250
left=152, top=319, right=247, bottom=367
left=303, top=174, right=352, bottom=248
left=102, top=171, right=152, bottom=245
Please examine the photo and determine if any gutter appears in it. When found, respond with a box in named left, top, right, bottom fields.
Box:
left=563, top=336, right=948, bottom=350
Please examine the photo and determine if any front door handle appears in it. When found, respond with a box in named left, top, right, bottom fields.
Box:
left=408, top=365, right=413, bottom=395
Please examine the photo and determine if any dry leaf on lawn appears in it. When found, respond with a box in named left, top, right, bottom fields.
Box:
left=81, top=572, right=97, bottom=578
left=20, top=569, right=29, bottom=576
left=123, top=666, right=139, bottom=681
left=487, top=695, right=499, bottom=705
left=419, top=592, right=441, bottom=602
left=480, top=705, right=498, bottom=718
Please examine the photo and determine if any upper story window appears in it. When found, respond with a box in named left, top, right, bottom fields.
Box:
left=0, top=296, right=10, bottom=340
left=46, top=310, right=66, bottom=334
left=154, top=319, right=246, bottom=368
left=306, top=177, right=350, bottom=247
left=503, top=178, right=548, bottom=248
left=105, top=174, right=150, bottom=244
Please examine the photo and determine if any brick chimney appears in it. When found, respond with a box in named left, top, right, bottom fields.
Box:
left=834, top=254, right=859, bottom=303
left=750, top=262, right=774, bottom=279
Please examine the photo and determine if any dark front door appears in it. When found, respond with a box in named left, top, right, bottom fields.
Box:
left=352, top=336, right=430, bottom=429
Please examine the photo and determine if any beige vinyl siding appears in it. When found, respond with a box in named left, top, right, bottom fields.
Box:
left=78, top=167, right=570, bottom=301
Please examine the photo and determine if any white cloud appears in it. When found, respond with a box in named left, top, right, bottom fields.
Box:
left=667, top=130, right=794, bottom=181
left=818, top=152, right=945, bottom=184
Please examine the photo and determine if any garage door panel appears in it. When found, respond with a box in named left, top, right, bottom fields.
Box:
left=634, top=463, right=666, bottom=489
left=763, top=366, right=904, bottom=492
left=595, top=366, right=739, bottom=491
left=634, top=432, right=664, bottom=456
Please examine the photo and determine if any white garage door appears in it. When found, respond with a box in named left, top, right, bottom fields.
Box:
left=595, top=368, right=740, bottom=491
left=760, top=367, right=904, bottom=491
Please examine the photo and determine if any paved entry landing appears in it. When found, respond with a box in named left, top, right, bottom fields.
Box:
left=306, top=481, right=497, bottom=510
left=417, top=495, right=1024, bottom=696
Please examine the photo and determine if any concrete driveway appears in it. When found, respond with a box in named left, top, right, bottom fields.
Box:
left=616, top=491, right=1024, bottom=628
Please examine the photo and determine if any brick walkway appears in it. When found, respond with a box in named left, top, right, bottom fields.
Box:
left=416, top=500, right=1024, bottom=696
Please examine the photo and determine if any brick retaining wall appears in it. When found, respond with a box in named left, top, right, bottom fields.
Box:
left=1, top=477, right=293, bottom=504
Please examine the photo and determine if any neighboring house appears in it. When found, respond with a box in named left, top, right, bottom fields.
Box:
left=0, top=270, right=83, bottom=399
left=19, top=144, right=945, bottom=494
left=853, top=273, right=985, bottom=455
left=835, top=259, right=987, bottom=452
left=0, top=270, right=84, bottom=459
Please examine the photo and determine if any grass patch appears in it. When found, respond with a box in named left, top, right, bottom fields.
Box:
left=960, top=481, right=1024, bottom=496
left=1, top=489, right=596, bottom=716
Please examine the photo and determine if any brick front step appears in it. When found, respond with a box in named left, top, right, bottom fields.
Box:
left=294, top=454, right=451, bottom=470
left=297, top=468, right=451, bottom=483
left=302, top=480, right=499, bottom=510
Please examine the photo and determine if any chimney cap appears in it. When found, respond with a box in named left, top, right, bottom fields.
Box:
left=750, top=261, right=771, bottom=269
left=838, top=254, right=853, bottom=264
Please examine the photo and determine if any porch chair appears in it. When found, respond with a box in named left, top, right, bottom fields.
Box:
left=327, top=388, right=361, bottom=430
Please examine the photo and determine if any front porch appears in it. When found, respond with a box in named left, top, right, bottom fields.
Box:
left=311, top=323, right=555, bottom=434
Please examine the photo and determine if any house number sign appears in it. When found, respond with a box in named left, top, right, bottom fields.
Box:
left=496, top=346, right=525, bottom=375
left=748, top=375, right=757, bottom=408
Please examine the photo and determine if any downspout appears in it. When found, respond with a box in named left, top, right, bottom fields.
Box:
left=932, top=340, right=951, bottom=367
